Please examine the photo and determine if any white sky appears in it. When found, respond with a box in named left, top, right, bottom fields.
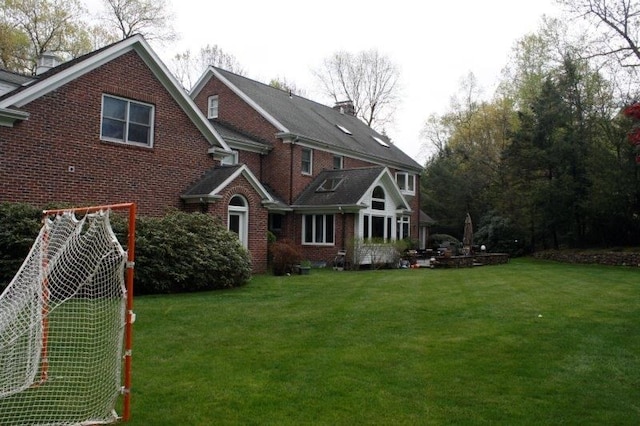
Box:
left=154, top=0, right=561, bottom=163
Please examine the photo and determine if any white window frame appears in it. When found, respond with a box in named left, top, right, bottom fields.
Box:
left=208, top=95, right=219, bottom=119
left=301, top=147, right=313, bottom=175
left=333, top=155, right=344, bottom=169
left=228, top=195, right=248, bottom=248
left=397, top=216, right=411, bottom=240
left=395, top=172, right=416, bottom=195
left=302, top=214, right=335, bottom=245
left=101, top=94, right=154, bottom=147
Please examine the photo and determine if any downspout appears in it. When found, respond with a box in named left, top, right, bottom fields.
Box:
left=289, top=142, right=294, bottom=204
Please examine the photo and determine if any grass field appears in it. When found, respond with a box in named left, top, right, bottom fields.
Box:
left=127, top=258, right=640, bottom=425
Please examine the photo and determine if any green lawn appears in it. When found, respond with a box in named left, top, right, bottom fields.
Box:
left=127, top=258, right=640, bottom=425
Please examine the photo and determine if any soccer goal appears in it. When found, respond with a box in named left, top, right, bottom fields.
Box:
left=0, top=203, right=136, bottom=425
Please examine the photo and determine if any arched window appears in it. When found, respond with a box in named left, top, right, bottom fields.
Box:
left=228, top=195, right=248, bottom=248
left=372, top=186, right=385, bottom=210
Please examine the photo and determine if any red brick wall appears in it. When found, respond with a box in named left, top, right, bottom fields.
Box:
left=203, top=173, right=269, bottom=273
left=0, top=51, right=216, bottom=217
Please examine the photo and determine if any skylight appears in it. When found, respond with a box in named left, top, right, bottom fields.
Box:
left=317, top=177, right=344, bottom=192
left=336, top=124, right=352, bottom=135
left=372, top=136, right=390, bottom=148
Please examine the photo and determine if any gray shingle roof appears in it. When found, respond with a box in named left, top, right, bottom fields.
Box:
left=293, top=166, right=384, bottom=207
left=0, top=69, right=34, bottom=86
left=183, top=165, right=242, bottom=197
left=214, top=67, right=423, bottom=172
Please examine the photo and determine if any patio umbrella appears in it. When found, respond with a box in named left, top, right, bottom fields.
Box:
left=463, top=213, right=473, bottom=255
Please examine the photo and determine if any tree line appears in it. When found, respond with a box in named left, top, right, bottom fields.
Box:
left=421, top=1, right=640, bottom=253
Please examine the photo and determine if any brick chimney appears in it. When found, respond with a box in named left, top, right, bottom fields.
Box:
left=333, top=100, right=355, bottom=116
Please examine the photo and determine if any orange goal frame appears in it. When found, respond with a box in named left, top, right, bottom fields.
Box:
left=41, top=203, right=136, bottom=422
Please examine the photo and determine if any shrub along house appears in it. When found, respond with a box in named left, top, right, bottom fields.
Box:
left=0, top=35, right=424, bottom=273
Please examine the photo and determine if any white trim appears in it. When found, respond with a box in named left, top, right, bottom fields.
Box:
left=210, top=164, right=275, bottom=202
left=395, top=172, right=416, bottom=196
left=302, top=213, right=335, bottom=246
left=0, top=35, right=230, bottom=153
left=207, top=95, right=219, bottom=119
left=301, top=147, right=313, bottom=175
left=192, top=67, right=290, bottom=133
left=100, top=94, right=155, bottom=147
left=228, top=194, right=249, bottom=248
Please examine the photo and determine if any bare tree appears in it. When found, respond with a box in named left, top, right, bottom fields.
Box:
left=313, top=49, right=401, bottom=129
left=558, top=0, right=640, bottom=67
left=99, top=0, right=177, bottom=43
left=0, top=0, right=92, bottom=74
left=170, top=44, right=245, bottom=90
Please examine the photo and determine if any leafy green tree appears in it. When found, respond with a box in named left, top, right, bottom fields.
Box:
left=0, top=0, right=93, bottom=74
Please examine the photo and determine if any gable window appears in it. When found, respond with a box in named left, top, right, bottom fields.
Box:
left=372, top=186, right=385, bottom=210
left=208, top=95, right=219, bottom=119
left=303, top=214, right=334, bottom=245
left=333, top=155, right=344, bottom=169
left=396, top=172, right=415, bottom=195
left=301, top=147, right=313, bottom=175
left=101, top=95, right=154, bottom=147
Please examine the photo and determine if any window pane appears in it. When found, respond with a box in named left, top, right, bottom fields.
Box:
left=315, top=215, right=324, bottom=243
left=363, top=215, right=369, bottom=239
left=304, top=215, right=313, bottom=243
left=229, top=214, right=240, bottom=234
left=408, top=175, right=415, bottom=191
left=396, top=174, right=406, bottom=190
left=387, top=217, right=392, bottom=240
left=326, top=215, right=334, bottom=243
left=372, top=200, right=385, bottom=210
left=372, top=216, right=385, bottom=239
left=373, top=186, right=384, bottom=199
left=230, top=195, right=245, bottom=206
left=128, top=123, right=150, bottom=144
left=103, top=97, right=126, bottom=120
left=102, top=118, right=125, bottom=140
left=129, top=102, right=151, bottom=124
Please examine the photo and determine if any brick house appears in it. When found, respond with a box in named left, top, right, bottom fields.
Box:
left=0, top=36, right=425, bottom=273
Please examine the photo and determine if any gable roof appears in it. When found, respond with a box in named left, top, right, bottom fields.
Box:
left=182, top=164, right=279, bottom=208
left=0, top=35, right=231, bottom=153
left=293, top=166, right=410, bottom=213
left=191, top=67, right=423, bottom=173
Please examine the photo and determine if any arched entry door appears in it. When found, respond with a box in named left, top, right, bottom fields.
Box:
left=228, top=195, right=248, bottom=248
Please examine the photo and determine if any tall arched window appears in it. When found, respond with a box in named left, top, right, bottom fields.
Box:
left=228, top=195, right=248, bottom=248
left=372, top=186, right=385, bottom=210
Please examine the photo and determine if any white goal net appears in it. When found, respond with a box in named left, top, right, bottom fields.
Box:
left=0, top=206, right=133, bottom=425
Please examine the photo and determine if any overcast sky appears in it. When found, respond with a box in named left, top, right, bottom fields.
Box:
left=155, top=0, right=561, bottom=163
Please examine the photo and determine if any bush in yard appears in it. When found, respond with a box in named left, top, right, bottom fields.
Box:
left=112, top=210, right=252, bottom=294
left=0, top=202, right=42, bottom=289
left=269, top=239, right=300, bottom=275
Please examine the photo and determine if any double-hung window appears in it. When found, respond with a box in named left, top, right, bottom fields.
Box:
left=395, top=172, right=415, bottom=195
left=303, top=214, right=334, bottom=245
left=101, top=95, right=154, bottom=147
left=301, top=148, right=313, bottom=175
left=208, top=95, right=219, bottom=119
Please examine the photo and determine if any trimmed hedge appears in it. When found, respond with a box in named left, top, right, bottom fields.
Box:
left=0, top=202, right=42, bottom=287
left=0, top=204, right=252, bottom=294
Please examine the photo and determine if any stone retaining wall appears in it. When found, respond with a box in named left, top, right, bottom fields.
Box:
left=436, top=253, right=510, bottom=268
left=532, top=251, right=640, bottom=267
